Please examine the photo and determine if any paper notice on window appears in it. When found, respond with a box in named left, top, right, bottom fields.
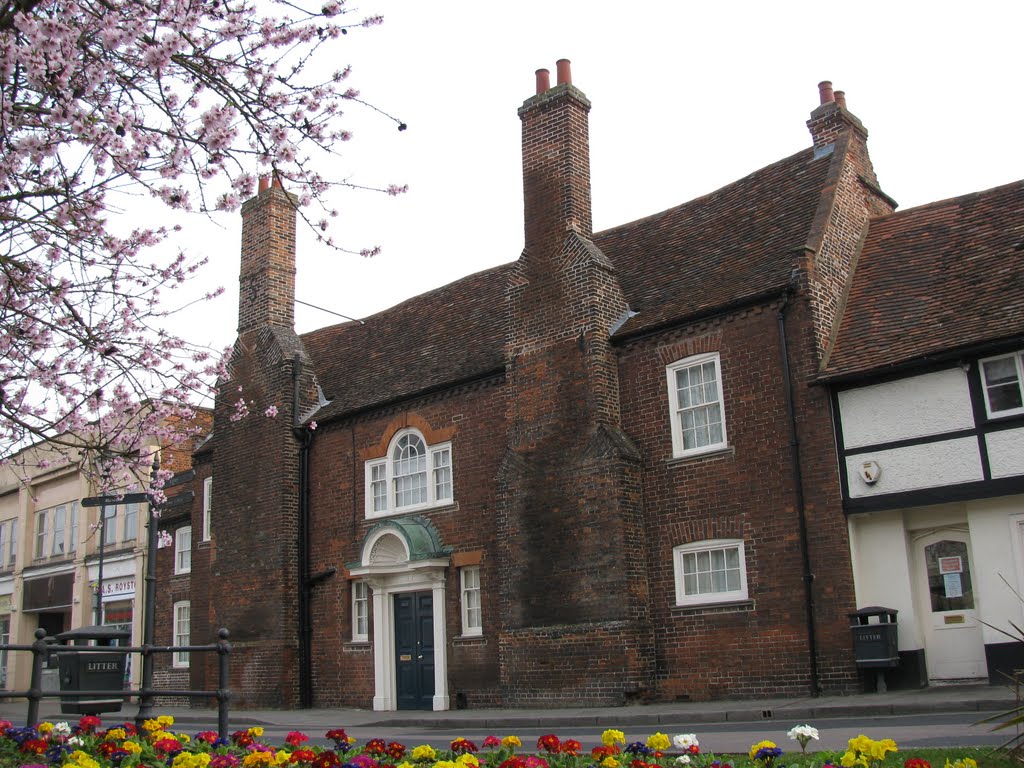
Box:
left=944, top=572, right=963, bottom=598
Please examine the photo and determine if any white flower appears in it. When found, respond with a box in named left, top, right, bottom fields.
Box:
left=676, top=757, right=691, bottom=765
left=787, top=724, right=819, bottom=741
left=68, top=736, right=83, bottom=746
left=53, top=721, right=71, bottom=736
left=672, top=734, right=698, bottom=749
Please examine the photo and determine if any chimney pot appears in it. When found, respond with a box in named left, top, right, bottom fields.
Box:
left=818, top=81, right=835, bottom=105
left=535, top=68, right=550, bottom=95
left=834, top=90, right=847, bottom=109
left=258, top=175, right=271, bottom=192
left=556, top=59, right=572, bottom=86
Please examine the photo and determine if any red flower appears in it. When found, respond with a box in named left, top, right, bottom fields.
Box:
left=689, top=745, right=701, bottom=755
left=592, top=746, right=621, bottom=761
left=154, top=738, right=184, bottom=754
left=313, top=752, right=343, bottom=768
left=231, top=731, right=254, bottom=747
left=499, top=758, right=528, bottom=768
left=98, top=742, right=119, bottom=757
left=196, top=731, right=219, bottom=744
left=366, top=738, right=387, bottom=754
left=451, top=738, right=478, bottom=754
left=287, top=732, right=310, bottom=747
left=291, top=749, right=317, bottom=764
left=386, top=742, right=407, bottom=759
left=537, top=735, right=560, bottom=754
left=78, top=716, right=102, bottom=733
left=904, top=760, right=931, bottom=768
left=483, top=736, right=501, bottom=750
left=326, top=729, right=350, bottom=743
left=561, top=740, right=582, bottom=756
left=21, top=738, right=48, bottom=754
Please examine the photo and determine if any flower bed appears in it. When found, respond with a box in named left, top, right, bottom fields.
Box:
left=0, top=716, right=990, bottom=768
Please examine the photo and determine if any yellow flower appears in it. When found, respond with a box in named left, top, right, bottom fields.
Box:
left=502, top=736, right=522, bottom=749
left=105, top=728, right=127, bottom=741
left=173, top=754, right=212, bottom=768
left=601, top=729, right=626, bottom=747
left=157, top=715, right=175, bottom=728
left=152, top=731, right=175, bottom=742
left=749, top=741, right=778, bottom=760
left=243, top=752, right=275, bottom=768
left=178, top=733, right=192, bottom=744
left=457, top=755, right=480, bottom=768
left=249, top=726, right=265, bottom=737
left=432, top=761, right=458, bottom=768
left=69, top=751, right=101, bottom=768
left=601, top=758, right=621, bottom=768
left=122, top=741, right=143, bottom=755
left=646, top=733, right=670, bottom=751
left=275, top=750, right=292, bottom=765
left=397, top=763, right=416, bottom=768
left=38, top=722, right=54, bottom=734
left=143, top=719, right=161, bottom=732
left=412, top=745, right=437, bottom=761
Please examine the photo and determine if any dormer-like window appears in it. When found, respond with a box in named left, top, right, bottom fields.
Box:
left=980, top=351, right=1024, bottom=418
left=365, top=429, right=453, bottom=518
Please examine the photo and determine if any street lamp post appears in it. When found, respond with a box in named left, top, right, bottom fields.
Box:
left=135, top=455, right=160, bottom=727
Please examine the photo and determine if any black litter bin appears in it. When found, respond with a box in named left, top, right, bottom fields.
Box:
left=850, top=606, right=899, bottom=692
left=54, top=625, right=131, bottom=715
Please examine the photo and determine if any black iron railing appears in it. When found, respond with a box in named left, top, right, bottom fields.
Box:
left=0, top=628, right=232, bottom=737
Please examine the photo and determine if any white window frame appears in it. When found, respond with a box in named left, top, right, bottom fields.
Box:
left=364, top=429, right=454, bottom=518
left=33, top=509, right=47, bottom=560
left=666, top=352, right=728, bottom=458
left=122, top=503, right=138, bottom=542
left=172, top=601, right=190, bottom=668
left=0, top=519, right=16, bottom=569
left=673, top=538, right=748, bottom=607
left=68, top=502, right=77, bottom=554
left=460, top=566, right=482, bottom=637
left=101, top=504, right=117, bottom=547
left=174, top=526, right=192, bottom=574
left=202, top=476, right=213, bottom=541
left=980, top=351, right=1024, bottom=418
left=50, top=505, right=66, bottom=556
left=351, top=581, right=369, bottom=642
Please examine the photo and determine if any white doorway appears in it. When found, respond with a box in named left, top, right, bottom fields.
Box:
left=912, top=527, right=986, bottom=682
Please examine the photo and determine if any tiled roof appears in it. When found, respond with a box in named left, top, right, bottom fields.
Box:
left=596, top=148, right=833, bottom=337
left=302, top=148, right=836, bottom=421
left=821, top=180, right=1024, bottom=381
left=302, top=264, right=512, bottom=422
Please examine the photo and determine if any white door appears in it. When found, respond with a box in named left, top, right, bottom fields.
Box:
left=912, top=528, right=987, bottom=681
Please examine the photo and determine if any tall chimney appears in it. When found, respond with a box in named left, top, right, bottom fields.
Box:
left=518, top=59, right=593, bottom=256
left=237, top=178, right=297, bottom=334
left=807, top=80, right=866, bottom=150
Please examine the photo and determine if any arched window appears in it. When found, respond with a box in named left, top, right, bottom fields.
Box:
left=366, top=429, right=453, bottom=518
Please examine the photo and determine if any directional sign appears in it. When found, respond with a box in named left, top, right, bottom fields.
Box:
left=80, top=493, right=152, bottom=507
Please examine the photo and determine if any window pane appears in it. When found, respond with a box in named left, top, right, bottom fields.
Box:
left=102, top=506, right=117, bottom=547
left=394, top=435, right=428, bottom=508
left=983, top=357, right=1024, bottom=412
left=684, top=573, right=697, bottom=595
left=123, top=504, right=138, bottom=541
left=51, top=507, right=65, bottom=555
left=433, top=448, right=452, bottom=502
left=697, top=572, right=712, bottom=593
left=68, top=503, right=78, bottom=553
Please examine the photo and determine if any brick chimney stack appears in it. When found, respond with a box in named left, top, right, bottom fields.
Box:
left=238, top=175, right=297, bottom=334
left=518, top=58, right=593, bottom=256
left=807, top=80, right=868, bottom=151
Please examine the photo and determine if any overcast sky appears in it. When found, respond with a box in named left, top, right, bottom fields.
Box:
left=163, top=0, right=1024, bottom=352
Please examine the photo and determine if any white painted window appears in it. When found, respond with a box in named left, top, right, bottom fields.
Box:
left=0, top=519, right=15, bottom=569
left=102, top=504, right=117, bottom=547
left=68, top=502, right=77, bottom=554
left=460, top=566, right=482, bottom=636
left=202, top=476, right=213, bottom=541
left=673, top=539, right=748, bottom=607
left=175, top=526, right=192, bottom=574
left=352, top=581, right=368, bottom=642
left=667, top=353, right=728, bottom=457
left=981, top=351, right=1024, bottom=418
left=365, top=429, right=454, bottom=518
left=123, top=503, right=138, bottom=542
left=0, top=615, right=9, bottom=688
left=33, top=509, right=47, bottom=560
left=50, top=505, right=66, bottom=556
left=173, top=601, right=190, bottom=667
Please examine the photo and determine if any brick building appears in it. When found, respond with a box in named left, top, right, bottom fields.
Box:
left=189, top=63, right=958, bottom=709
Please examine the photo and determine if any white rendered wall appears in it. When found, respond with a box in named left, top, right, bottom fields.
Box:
left=846, top=438, right=983, bottom=498
left=970, top=498, right=1024, bottom=644
left=987, top=428, right=1024, bottom=479
left=838, top=368, right=973, bottom=449
left=848, top=511, right=921, bottom=650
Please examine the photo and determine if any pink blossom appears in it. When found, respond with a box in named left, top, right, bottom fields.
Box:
left=265, top=405, right=279, bottom=418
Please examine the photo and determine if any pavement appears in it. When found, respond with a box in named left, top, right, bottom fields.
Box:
left=0, top=683, right=1019, bottom=731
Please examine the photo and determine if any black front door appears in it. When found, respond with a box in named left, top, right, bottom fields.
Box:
left=394, top=591, right=434, bottom=710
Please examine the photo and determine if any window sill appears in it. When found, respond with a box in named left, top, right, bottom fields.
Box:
left=453, top=634, right=486, bottom=646
left=672, top=599, right=754, bottom=616
left=366, top=501, right=459, bottom=521
left=666, top=444, right=734, bottom=466
left=344, top=641, right=371, bottom=653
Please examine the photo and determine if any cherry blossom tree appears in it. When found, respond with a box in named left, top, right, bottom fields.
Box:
left=0, top=0, right=402, bottom=481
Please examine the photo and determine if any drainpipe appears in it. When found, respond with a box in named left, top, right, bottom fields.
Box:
left=777, top=291, right=821, bottom=696
left=293, top=353, right=313, bottom=708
